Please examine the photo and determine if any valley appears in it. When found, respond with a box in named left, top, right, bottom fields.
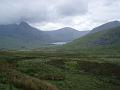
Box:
left=0, top=0, right=120, bottom=89
left=0, top=21, right=120, bottom=90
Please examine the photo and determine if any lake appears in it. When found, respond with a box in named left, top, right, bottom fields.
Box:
left=52, top=42, right=67, bottom=45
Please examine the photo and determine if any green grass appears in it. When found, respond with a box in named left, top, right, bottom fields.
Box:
left=60, top=26, right=120, bottom=54
left=0, top=51, right=120, bottom=90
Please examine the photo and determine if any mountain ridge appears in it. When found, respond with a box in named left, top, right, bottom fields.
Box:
left=91, top=21, right=120, bottom=33
left=61, top=21, right=120, bottom=52
left=46, top=27, right=89, bottom=42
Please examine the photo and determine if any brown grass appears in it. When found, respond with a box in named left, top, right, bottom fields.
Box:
left=0, top=61, right=58, bottom=90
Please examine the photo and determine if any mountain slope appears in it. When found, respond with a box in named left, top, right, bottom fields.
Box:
left=91, top=21, right=120, bottom=33
left=46, top=27, right=89, bottom=42
left=0, top=22, right=53, bottom=50
left=62, top=21, right=120, bottom=52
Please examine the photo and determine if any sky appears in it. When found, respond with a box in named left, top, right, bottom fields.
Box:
left=0, top=0, right=120, bottom=31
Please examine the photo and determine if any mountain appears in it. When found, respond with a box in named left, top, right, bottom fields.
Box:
left=62, top=21, right=120, bottom=53
left=91, top=21, right=120, bottom=33
left=0, top=22, right=89, bottom=50
left=46, top=27, right=89, bottom=42
left=0, top=22, right=53, bottom=50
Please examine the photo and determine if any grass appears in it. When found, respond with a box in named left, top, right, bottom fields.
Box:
left=0, top=51, right=120, bottom=90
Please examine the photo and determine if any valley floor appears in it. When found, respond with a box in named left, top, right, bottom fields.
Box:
left=0, top=51, right=120, bottom=90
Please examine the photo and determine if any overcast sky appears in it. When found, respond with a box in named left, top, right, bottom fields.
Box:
left=0, top=0, right=120, bottom=31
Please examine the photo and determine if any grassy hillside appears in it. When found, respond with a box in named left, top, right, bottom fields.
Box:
left=61, top=26, right=120, bottom=53
left=0, top=36, right=50, bottom=50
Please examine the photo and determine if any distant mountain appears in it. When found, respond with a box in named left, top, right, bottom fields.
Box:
left=62, top=21, right=120, bottom=52
left=0, top=22, right=53, bottom=50
left=91, top=21, right=120, bottom=33
left=0, top=22, right=89, bottom=50
left=46, top=27, right=89, bottom=42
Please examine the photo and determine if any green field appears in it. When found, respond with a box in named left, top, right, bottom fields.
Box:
left=0, top=51, right=120, bottom=90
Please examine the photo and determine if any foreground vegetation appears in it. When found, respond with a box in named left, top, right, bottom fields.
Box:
left=0, top=51, right=120, bottom=90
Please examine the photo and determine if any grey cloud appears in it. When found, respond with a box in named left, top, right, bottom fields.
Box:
left=57, top=0, right=88, bottom=16
left=0, top=0, right=120, bottom=31
left=0, top=0, right=88, bottom=25
left=103, top=0, right=120, bottom=6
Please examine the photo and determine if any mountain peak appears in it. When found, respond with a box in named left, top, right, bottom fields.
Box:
left=19, top=21, right=30, bottom=27
left=62, top=27, right=75, bottom=29
left=60, top=27, right=78, bottom=32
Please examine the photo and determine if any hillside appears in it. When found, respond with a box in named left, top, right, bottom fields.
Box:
left=46, top=27, right=89, bottom=42
left=91, top=21, right=120, bottom=33
left=62, top=21, right=120, bottom=53
left=0, top=22, right=53, bottom=50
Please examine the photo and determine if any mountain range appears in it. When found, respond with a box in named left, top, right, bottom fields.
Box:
left=0, top=21, right=89, bottom=50
left=0, top=20, right=120, bottom=50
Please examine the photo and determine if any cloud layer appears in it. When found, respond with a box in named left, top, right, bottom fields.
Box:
left=0, top=0, right=120, bottom=30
